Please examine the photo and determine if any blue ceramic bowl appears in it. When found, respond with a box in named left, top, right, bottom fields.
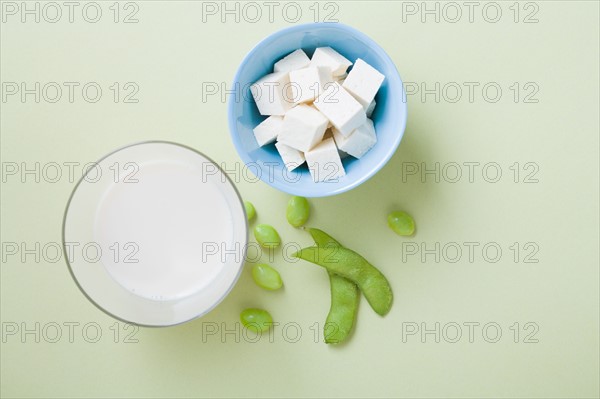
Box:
left=228, top=23, right=407, bottom=197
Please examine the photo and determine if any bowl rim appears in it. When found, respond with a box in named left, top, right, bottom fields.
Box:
left=228, top=22, right=408, bottom=197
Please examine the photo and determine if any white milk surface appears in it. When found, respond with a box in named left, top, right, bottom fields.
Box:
left=93, top=160, right=233, bottom=301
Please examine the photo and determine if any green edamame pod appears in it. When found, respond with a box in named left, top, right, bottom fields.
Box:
left=293, top=246, right=393, bottom=316
left=306, top=228, right=359, bottom=344
left=306, top=227, right=341, bottom=248
left=286, top=196, right=310, bottom=227
left=325, top=272, right=360, bottom=344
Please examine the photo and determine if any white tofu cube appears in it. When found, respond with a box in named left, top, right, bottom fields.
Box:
left=251, top=72, right=293, bottom=116
left=332, top=119, right=377, bottom=159
left=274, top=49, right=311, bottom=73
left=319, top=67, right=337, bottom=86
left=313, top=82, right=366, bottom=137
left=310, top=47, right=352, bottom=77
left=253, top=115, right=283, bottom=146
left=275, top=142, right=305, bottom=171
left=308, top=103, right=331, bottom=126
left=342, top=58, right=385, bottom=109
left=278, top=104, right=329, bottom=152
left=289, top=67, right=325, bottom=104
left=305, top=138, right=345, bottom=182
left=326, top=128, right=348, bottom=160
left=365, top=99, right=376, bottom=118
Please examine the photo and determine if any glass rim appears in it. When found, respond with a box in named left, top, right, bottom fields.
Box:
left=61, top=140, right=249, bottom=328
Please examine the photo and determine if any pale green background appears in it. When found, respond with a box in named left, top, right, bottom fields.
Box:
left=1, top=1, right=598, bottom=398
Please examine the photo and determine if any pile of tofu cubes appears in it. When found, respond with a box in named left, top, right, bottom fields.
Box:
left=251, top=47, right=385, bottom=182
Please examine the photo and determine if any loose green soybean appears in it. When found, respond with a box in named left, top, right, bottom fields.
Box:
left=244, top=201, right=256, bottom=221
left=286, top=196, right=310, bottom=227
left=387, top=211, right=415, bottom=236
left=253, top=224, right=281, bottom=248
left=251, top=263, right=283, bottom=290
left=306, top=228, right=360, bottom=345
left=240, top=308, right=273, bottom=332
left=293, top=246, right=393, bottom=316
